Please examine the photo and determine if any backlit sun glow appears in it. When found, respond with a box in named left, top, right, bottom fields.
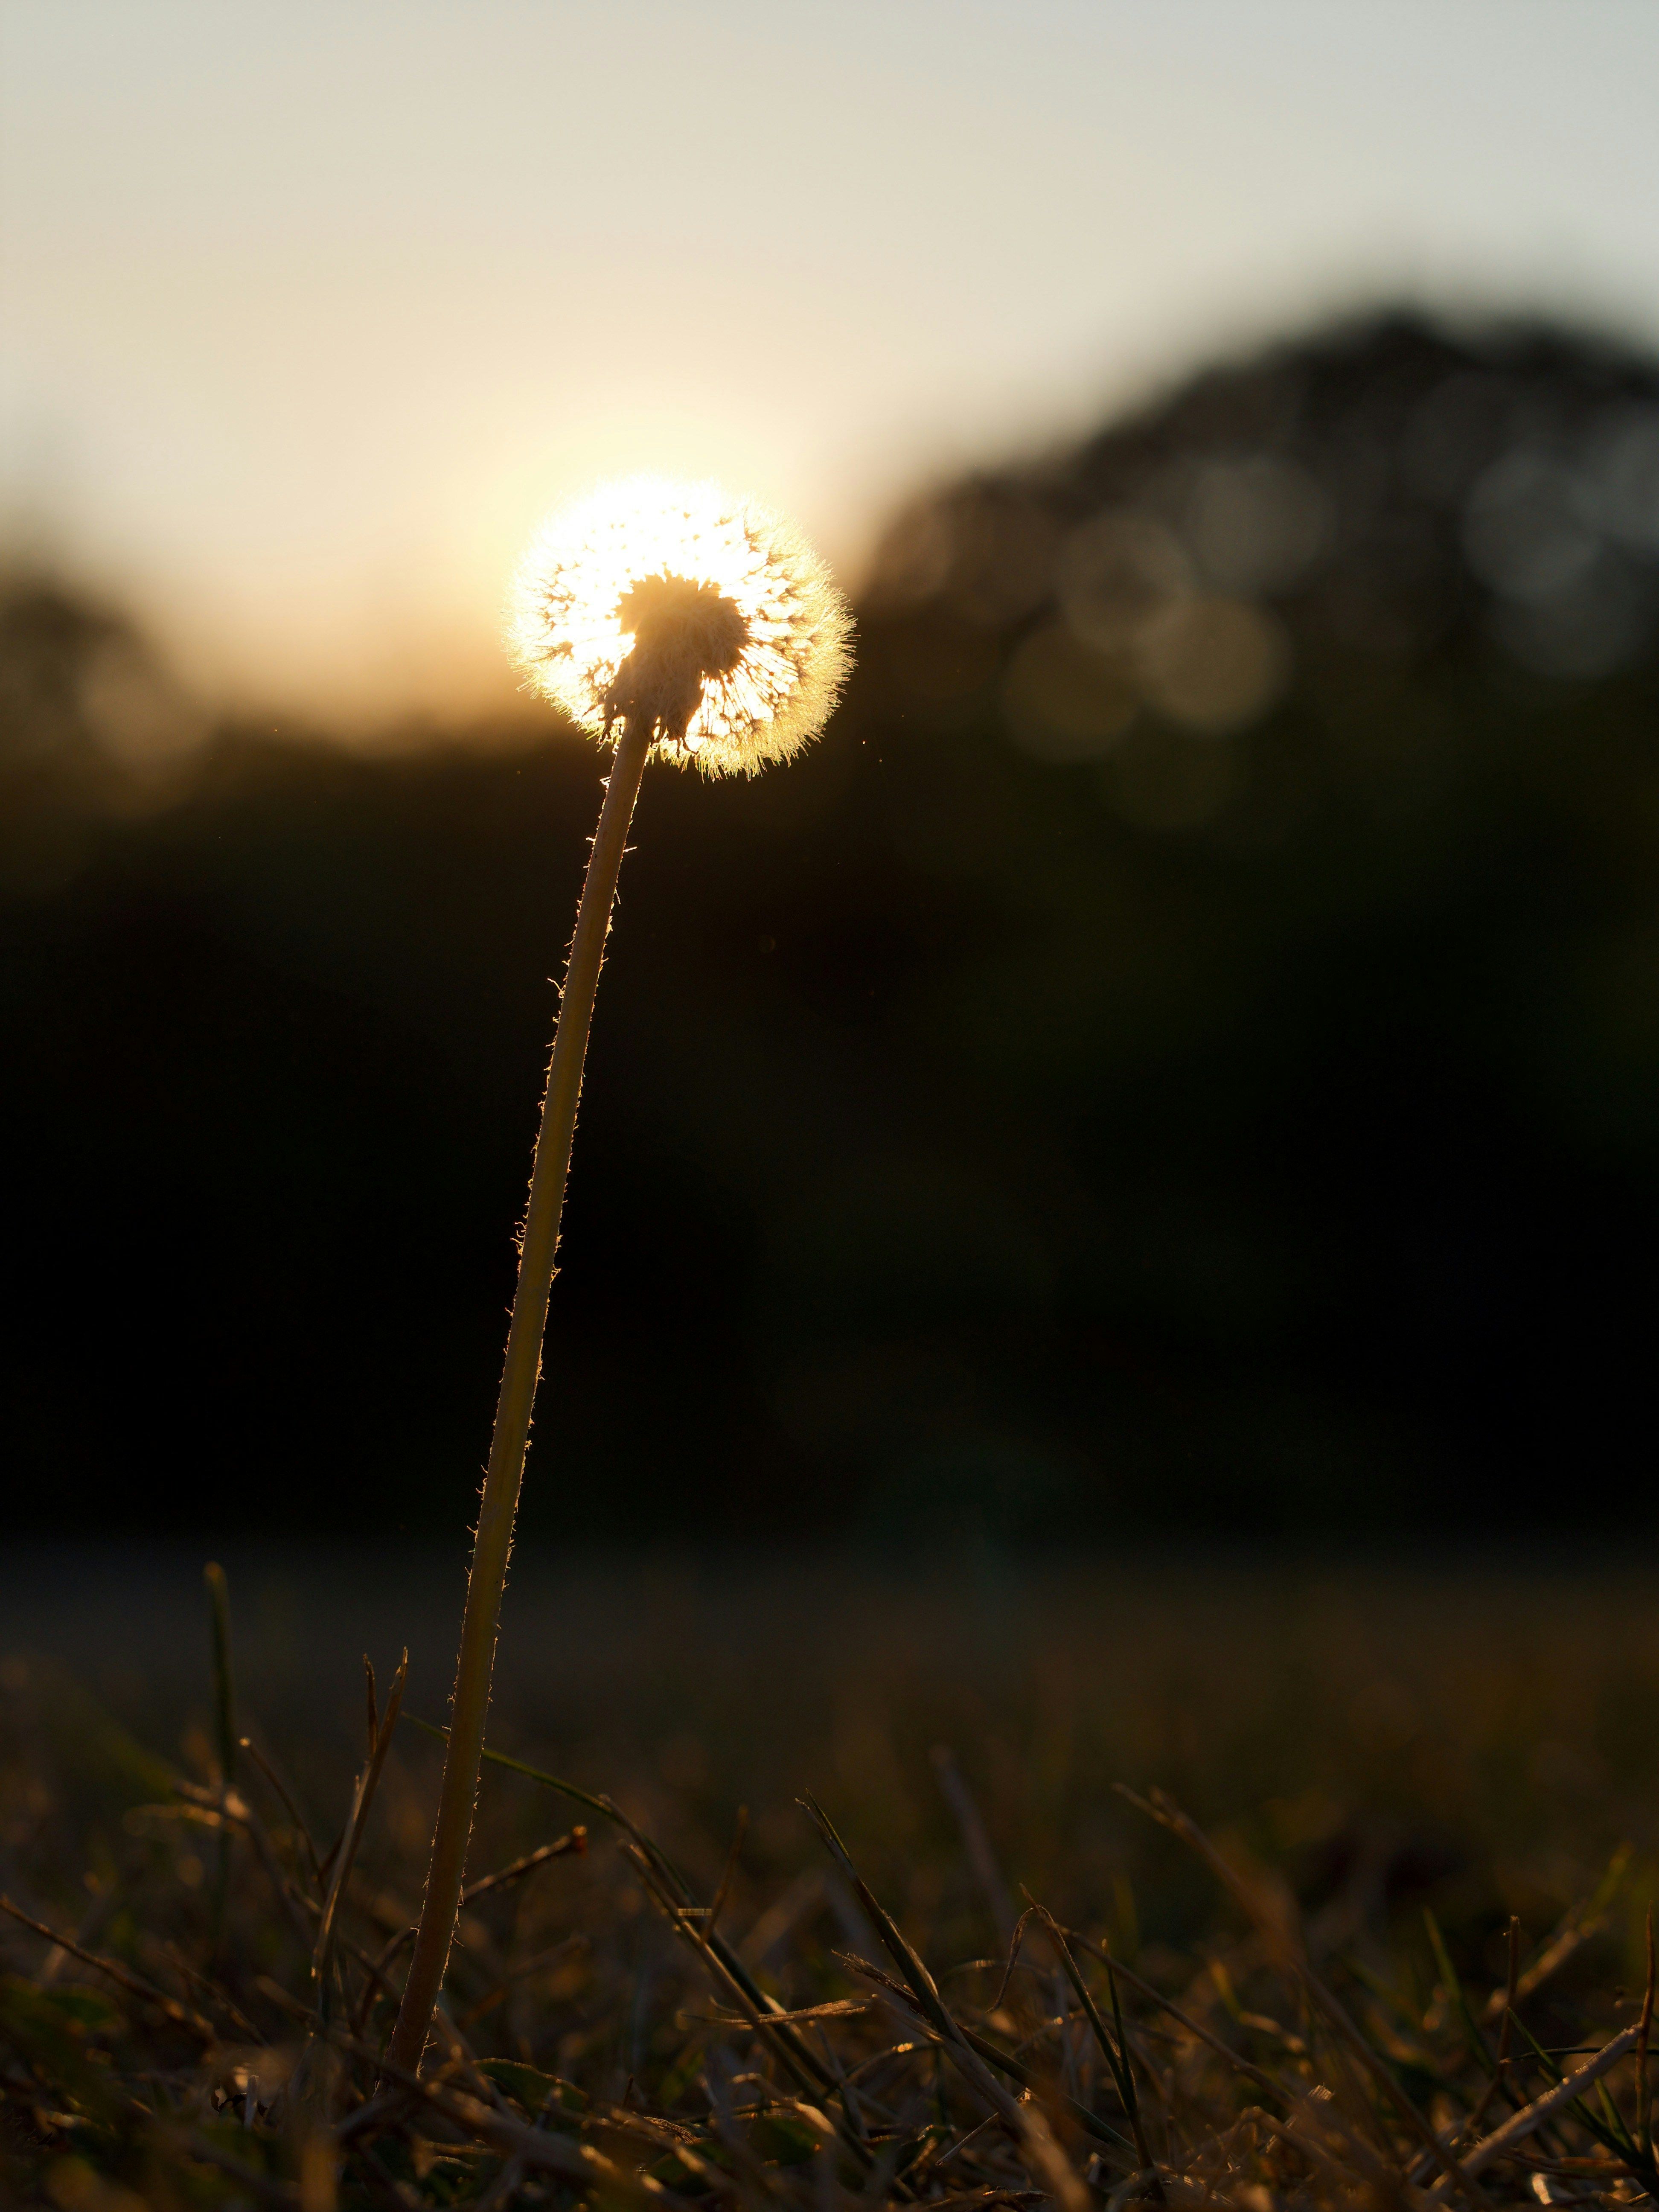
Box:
left=509, top=476, right=853, bottom=776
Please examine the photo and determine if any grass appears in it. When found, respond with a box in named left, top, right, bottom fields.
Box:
left=3, top=1551, right=1659, bottom=2209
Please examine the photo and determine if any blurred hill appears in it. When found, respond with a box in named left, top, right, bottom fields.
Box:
left=4, top=313, right=1658, bottom=1544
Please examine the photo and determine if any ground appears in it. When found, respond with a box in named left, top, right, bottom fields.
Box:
left=2, top=1549, right=1655, bottom=2208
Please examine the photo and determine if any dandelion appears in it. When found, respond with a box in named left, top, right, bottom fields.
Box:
left=385, top=477, right=851, bottom=2074
left=509, top=474, right=852, bottom=774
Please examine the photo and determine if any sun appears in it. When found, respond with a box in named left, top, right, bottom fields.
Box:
left=508, top=475, right=853, bottom=776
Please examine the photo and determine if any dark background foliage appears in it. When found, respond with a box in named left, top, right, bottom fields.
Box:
left=4, top=314, right=1656, bottom=1544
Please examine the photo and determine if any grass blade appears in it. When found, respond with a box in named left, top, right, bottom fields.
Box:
left=204, top=1561, right=236, bottom=1960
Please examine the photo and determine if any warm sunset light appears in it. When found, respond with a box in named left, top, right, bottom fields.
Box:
left=509, top=476, right=852, bottom=775
left=14, top=7, right=1659, bottom=2197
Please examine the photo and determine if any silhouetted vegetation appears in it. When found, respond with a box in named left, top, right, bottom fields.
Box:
left=4, top=313, right=1658, bottom=1542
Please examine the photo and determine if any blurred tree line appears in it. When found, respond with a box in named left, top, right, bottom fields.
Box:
left=4, top=314, right=1657, bottom=1544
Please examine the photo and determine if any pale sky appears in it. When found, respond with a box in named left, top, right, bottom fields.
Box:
left=4, top=0, right=1659, bottom=728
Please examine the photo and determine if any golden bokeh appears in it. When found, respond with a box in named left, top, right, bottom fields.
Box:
left=1136, top=595, right=1290, bottom=734
left=1000, top=621, right=1138, bottom=760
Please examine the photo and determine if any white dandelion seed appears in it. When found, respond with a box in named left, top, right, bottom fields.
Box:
left=509, top=475, right=853, bottom=775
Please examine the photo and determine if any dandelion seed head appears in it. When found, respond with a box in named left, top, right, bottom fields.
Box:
left=509, top=476, right=854, bottom=775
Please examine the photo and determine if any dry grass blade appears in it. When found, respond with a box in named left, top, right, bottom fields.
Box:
left=1307, top=1944, right=1496, bottom=2206
left=220, top=1785, right=322, bottom=1953
left=925, top=2192, right=1043, bottom=2212
left=1429, top=2025, right=1640, bottom=2189
left=312, top=1647, right=407, bottom=2000
left=798, top=1796, right=952, bottom=2032
left=1029, top=1902, right=1159, bottom=2185
left=407, top=1714, right=638, bottom=1834
left=161, top=1936, right=262, bottom=2040
left=704, top=2059, right=800, bottom=2205
left=1480, top=1854, right=1630, bottom=2026
left=798, top=1795, right=1098, bottom=2196
left=932, top=1747, right=1016, bottom=1947
left=418, top=1711, right=875, bottom=2142
left=238, top=1734, right=325, bottom=1889
left=460, top=1827, right=587, bottom=1908
left=876, top=1982, right=1097, bottom=2212
left=1640, top=1906, right=1655, bottom=2160
left=204, top=1562, right=237, bottom=1788
left=0, top=1893, right=215, bottom=2041
left=598, top=2108, right=731, bottom=2196
left=707, top=1805, right=749, bottom=1941
left=693, top=1998, right=873, bottom=2027
left=341, top=2025, right=698, bottom=2209
left=960, top=2019, right=1131, bottom=2148
left=623, top=1841, right=888, bottom=2184
left=1115, top=1788, right=1299, bottom=1957
left=409, top=1714, right=859, bottom=2116
left=1118, top=1783, right=1496, bottom=2212
left=828, top=1951, right=1030, bottom=2147
left=989, top=1906, right=1036, bottom=2014
left=842, top=1943, right=1128, bottom=2155
left=1462, top=1915, right=1523, bottom=2144
left=1062, top=1930, right=1290, bottom=2106
left=204, top=1560, right=237, bottom=1959
left=1015, top=2099, right=1092, bottom=2212
left=1255, top=2091, right=1402, bottom=2205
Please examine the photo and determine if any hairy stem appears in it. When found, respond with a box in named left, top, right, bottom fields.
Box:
left=386, top=713, right=653, bottom=2075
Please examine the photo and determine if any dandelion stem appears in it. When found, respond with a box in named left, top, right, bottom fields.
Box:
left=386, top=711, right=654, bottom=2075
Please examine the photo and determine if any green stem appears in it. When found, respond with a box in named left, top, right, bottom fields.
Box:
left=385, top=713, right=653, bottom=2075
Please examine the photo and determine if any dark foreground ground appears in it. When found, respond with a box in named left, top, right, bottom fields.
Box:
left=3, top=1546, right=1657, bottom=2208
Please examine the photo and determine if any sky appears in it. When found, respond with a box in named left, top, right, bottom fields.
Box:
left=5, top=0, right=1659, bottom=729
